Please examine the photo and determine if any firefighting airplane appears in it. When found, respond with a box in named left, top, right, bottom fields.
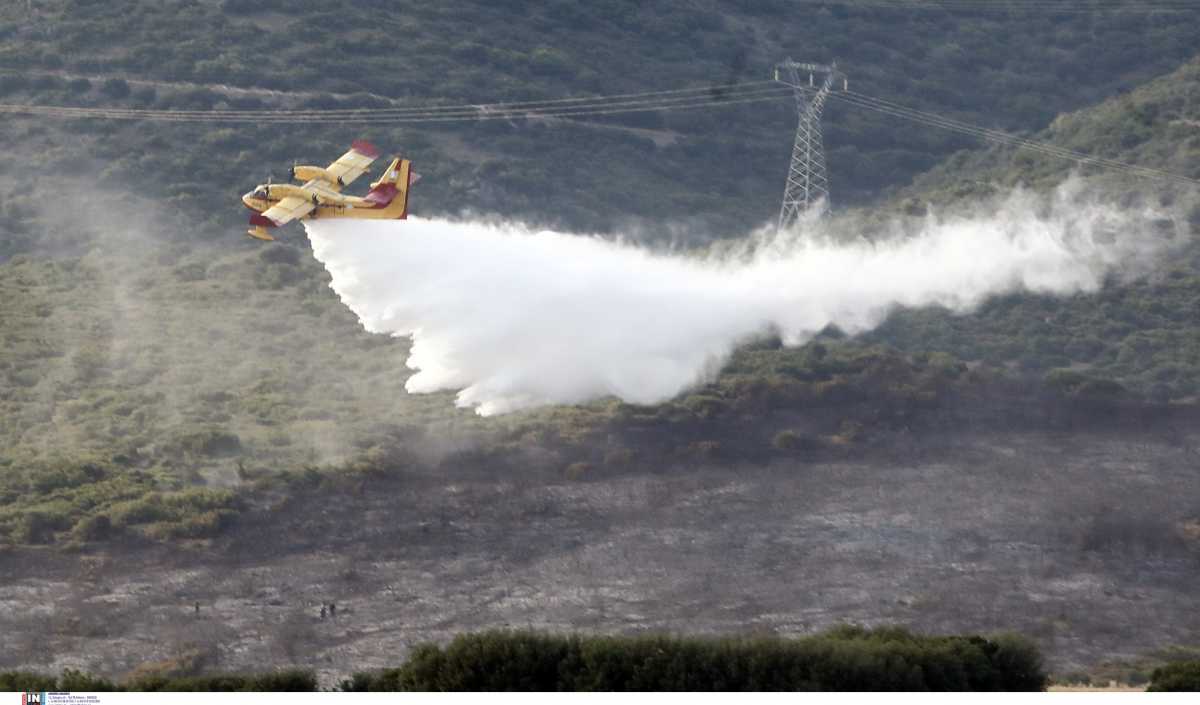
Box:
left=241, top=140, right=416, bottom=241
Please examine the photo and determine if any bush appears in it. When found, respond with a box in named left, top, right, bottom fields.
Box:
left=58, top=668, right=119, bottom=691
left=72, top=513, right=113, bottom=541
left=100, top=78, right=130, bottom=99
left=14, top=506, right=73, bottom=544
left=0, top=671, right=58, bottom=691
left=365, top=628, right=1047, bottom=691
left=1, top=668, right=317, bottom=692
left=1148, top=661, right=1200, bottom=692
left=171, top=428, right=242, bottom=457
left=564, top=461, right=592, bottom=480
left=771, top=429, right=818, bottom=452
left=130, top=669, right=317, bottom=692
left=1, top=631, right=1047, bottom=692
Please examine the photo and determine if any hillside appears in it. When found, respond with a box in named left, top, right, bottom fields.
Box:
left=863, top=55, right=1200, bottom=401
left=2, top=0, right=1200, bottom=684
left=1, top=0, right=1200, bottom=544
left=4, top=0, right=1200, bottom=236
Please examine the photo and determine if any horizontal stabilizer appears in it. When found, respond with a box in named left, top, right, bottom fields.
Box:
left=351, top=139, right=380, bottom=159
left=364, top=183, right=399, bottom=206
left=250, top=213, right=278, bottom=228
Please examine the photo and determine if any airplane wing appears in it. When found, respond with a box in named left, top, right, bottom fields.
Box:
left=260, top=194, right=316, bottom=226
left=325, top=139, right=380, bottom=188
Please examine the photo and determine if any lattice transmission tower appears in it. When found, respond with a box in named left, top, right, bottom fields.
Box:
left=774, top=60, right=846, bottom=231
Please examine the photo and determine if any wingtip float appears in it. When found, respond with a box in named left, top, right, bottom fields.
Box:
left=241, top=140, right=420, bottom=241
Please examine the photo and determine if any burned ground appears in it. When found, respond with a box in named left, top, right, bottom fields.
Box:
left=1, top=426, right=1196, bottom=687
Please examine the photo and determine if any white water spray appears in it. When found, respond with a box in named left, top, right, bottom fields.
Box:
left=306, top=183, right=1174, bottom=415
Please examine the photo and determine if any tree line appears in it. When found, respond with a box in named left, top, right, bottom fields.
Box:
left=3, top=627, right=1050, bottom=692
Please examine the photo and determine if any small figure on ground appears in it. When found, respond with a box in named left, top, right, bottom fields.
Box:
left=329, top=602, right=337, bottom=619
left=320, top=605, right=327, bottom=620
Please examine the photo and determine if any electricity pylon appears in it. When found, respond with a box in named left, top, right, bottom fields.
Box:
left=774, top=60, right=846, bottom=230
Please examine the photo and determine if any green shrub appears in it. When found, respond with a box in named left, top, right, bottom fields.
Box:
left=72, top=513, right=114, bottom=541
left=0, top=668, right=317, bottom=692
left=0, top=671, right=58, bottom=691
left=109, top=495, right=171, bottom=527
left=58, top=668, right=119, bottom=691
left=129, top=669, right=317, bottom=692
left=170, top=428, right=242, bottom=457
left=100, top=78, right=130, bottom=99
left=370, top=628, right=1047, bottom=691
left=772, top=429, right=819, bottom=452
left=13, top=504, right=74, bottom=544
left=0, top=631, right=1048, bottom=692
left=1148, top=661, right=1200, bottom=692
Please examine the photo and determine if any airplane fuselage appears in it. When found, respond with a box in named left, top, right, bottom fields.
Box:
left=238, top=149, right=412, bottom=242
left=242, top=190, right=366, bottom=219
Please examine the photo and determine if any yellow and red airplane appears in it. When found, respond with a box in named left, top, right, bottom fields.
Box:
left=241, top=140, right=416, bottom=241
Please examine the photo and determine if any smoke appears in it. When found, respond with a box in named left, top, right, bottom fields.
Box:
left=305, top=181, right=1179, bottom=416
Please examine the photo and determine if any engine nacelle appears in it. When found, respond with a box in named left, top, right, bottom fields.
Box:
left=264, top=183, right=311, bottom=200
left=292, top=165, right=344, bottom=186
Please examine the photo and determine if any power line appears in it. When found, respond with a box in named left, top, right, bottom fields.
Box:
left=0, top=79, right=782, bottom=118
left=0, top=88, right=791, bottom=124
left=822, top=88, right=1200, bottom=185
left=0, top=89, right=792, bottom=124
left=2, top=81, right=1195, bottom=186
left=814, top=0, right=1200, bottom=11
